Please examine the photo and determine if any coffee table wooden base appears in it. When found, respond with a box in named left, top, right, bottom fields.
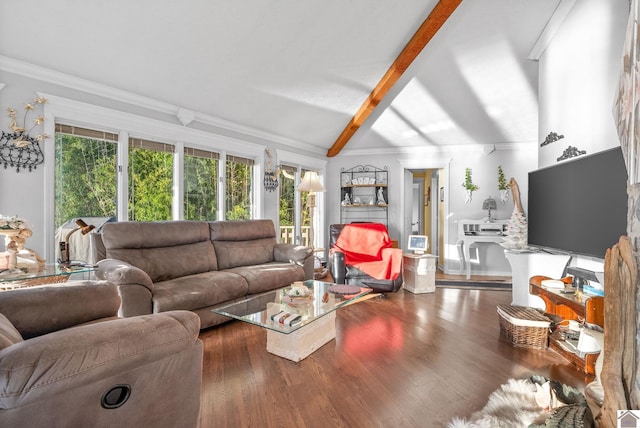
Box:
left=266, top=311, right=336, bottom=362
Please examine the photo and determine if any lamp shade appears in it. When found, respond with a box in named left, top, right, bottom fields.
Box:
left=296, top=171, right=325, bottom=193
left=482, top=197, right=497, bottom=210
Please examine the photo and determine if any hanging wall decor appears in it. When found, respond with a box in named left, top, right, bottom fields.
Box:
left=540, top=131, right=564, bottom=147
left=498, top=165, right=509, bottom=203
left=263, top=147, right=279, bottom=191
left=1, top=97, right=48, bottom=172
left=557, top=145, right=586, bottom=162
left=461, top=168, right=479, bottom=203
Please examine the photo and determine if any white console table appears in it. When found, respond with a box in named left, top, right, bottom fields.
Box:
left=504, top=251, right=571, bottom=309
left=458, top=219, right=508, bottom=279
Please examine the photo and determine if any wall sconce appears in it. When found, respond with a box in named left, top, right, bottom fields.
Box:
left=264, top=147, right=279, bottom=192
left=2, top=97, right=48, bottom=172
left=0, top=132, right=45, bottom=172
left=59, top=219, right=95, bottom=265
left=263, top=171, right=279, bottom=192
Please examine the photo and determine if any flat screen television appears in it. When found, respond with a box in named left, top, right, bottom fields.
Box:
left=527, top=147, right=628, bottom=260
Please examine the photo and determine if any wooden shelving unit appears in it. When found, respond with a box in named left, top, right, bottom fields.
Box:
left=529, top=275, right=604, bottom=376
left=340, top=165, right=388, bottom=225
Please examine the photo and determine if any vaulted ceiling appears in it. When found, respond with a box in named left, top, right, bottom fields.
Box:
left=0, top=0, right=561, bottom=156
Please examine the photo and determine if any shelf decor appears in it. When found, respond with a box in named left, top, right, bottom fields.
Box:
left=498, top=165, right=509, bottom=203
left=340, top=165, right=388, bottom=225
left=0, top=214, right=34, bottom=270
left=462, top=168, right=479, bottom=203
left=1, top=97, right=48, bottom=172
left=500, top=208, right=529, bottom=250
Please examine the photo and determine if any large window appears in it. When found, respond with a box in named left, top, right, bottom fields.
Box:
left=128, top=138, right=174, bottom=221
left=54, top=125, right=117, bottom=228
left=299, top=168, right=311, bottom=246
left=184, top=147, right=219, bottom=220
left=278, top=165, right=297, bottom=244
left=225, top=155, right=254, bottom=220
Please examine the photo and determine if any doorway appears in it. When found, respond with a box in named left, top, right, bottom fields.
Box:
left=410, top=169, right=441, bottom=259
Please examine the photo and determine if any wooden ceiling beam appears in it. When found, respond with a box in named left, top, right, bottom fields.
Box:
left=326, top=0, right=463, bottom=157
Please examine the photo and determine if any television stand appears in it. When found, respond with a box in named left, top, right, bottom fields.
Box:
left=529, top=275, right=603, bottom=376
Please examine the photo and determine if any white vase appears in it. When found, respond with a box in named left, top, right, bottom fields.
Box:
left=465, top=190, right=473, bottom=203
left=500, top=189, right=509, bottom=204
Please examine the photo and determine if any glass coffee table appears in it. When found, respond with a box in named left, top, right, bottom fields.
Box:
left=0, top=264, right=95, bottom=290
left=212, top=279, right=371, bottom=362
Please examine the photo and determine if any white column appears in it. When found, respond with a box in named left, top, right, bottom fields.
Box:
left=505, top=251, right=571, bottom=308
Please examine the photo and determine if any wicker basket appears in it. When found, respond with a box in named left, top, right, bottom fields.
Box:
left=497, top=304, right=551, bottom=349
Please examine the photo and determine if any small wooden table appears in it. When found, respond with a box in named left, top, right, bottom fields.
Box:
left=529, top=275, right=604, bottom=375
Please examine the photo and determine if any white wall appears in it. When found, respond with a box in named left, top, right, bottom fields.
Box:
left=538, top=0, right=628, bottom=168
left=0, top=75, right=48, bottom=256
left=326, top=143, right=538, bottom=275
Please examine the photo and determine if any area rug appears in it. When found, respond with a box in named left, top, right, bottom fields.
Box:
left=447, top=376, right=593, bottom=428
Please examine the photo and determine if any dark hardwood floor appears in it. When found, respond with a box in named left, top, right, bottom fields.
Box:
left=198, top=286, right=591, bottom=428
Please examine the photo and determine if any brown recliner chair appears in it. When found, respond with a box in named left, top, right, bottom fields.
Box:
left=329, top=223, right=403, bottom=293
left=0, top=280, right=202, bottom=428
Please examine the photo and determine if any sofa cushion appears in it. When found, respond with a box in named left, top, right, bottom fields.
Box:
left=0, top=281, right=121, bottom=339
left=0, top=314, right=22, bottom=351
left=102, top=220, right=211, bottom=249
left=101, top=221, right=217, bottom=282
left=107, top=241, right=217, bottom=283
left=228, top=262, right=304, bottom=294
left=209, top=219, right=276, bottom=241
left=152, top=271, right=248, bottom=313
left=213, top=238, right=276, bottom=270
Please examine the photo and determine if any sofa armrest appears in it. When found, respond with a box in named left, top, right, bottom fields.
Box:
left=274, top=243, right=314, bottom=279
left=274, top=243, right=313, bottom=264
left=0, top=281, right=120, bottom=339
left=0, top=310, right=201, bottom=410
left=95, top=258, right=154, bottom=291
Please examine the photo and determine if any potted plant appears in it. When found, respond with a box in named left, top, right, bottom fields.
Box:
left=462, top=168, right=479, bottom=203
left=498, top=165, right=509, bottom=203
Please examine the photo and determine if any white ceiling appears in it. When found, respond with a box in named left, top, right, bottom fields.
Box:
left=0, top=0, right=561, bottom=156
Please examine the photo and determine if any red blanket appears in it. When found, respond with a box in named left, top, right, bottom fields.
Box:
left=332, top=223, right=402, bottom=280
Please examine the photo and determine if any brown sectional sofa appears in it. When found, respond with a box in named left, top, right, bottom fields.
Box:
left=94, top=219, right=313, bottom=329
left=0, top=281, right=202, bottom=427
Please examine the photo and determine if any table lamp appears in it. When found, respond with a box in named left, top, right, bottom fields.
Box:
left=482, top=196, right=497, bottom=222
left=296, top=171, right=325, bottom=251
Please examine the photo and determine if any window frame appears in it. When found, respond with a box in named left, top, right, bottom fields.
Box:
left=42, top=94, right=324, bottom=261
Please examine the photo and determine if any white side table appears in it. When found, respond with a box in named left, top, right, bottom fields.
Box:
left=403, top=253, right=437, bottom=294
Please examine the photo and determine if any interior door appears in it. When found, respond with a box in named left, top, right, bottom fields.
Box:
left=403, top=169, right=413, bottom=250
left=412, top=181, right=423, bottom=234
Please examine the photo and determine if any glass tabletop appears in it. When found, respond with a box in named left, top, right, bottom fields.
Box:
left=212, top=279, right=371, bottom=334
left=0, top=263, right=94, bottom=283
